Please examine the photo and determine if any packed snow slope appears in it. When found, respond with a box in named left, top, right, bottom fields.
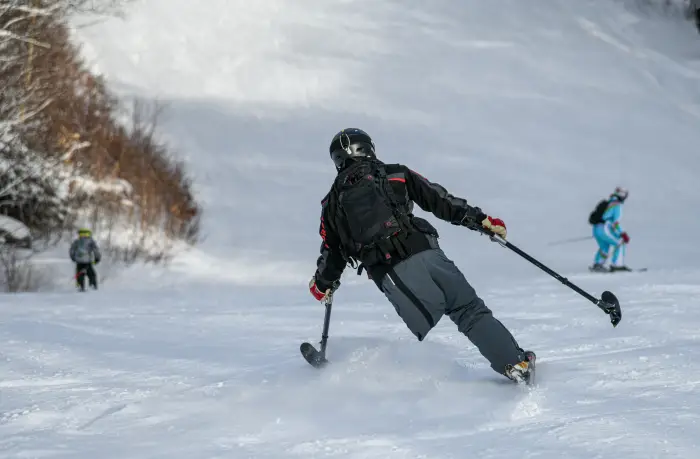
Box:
left=72, top=0, right=700, bottom=279
left=2, top=1, right=700, bottom=458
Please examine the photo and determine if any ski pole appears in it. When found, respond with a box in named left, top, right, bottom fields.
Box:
left=300, top=282, right=339, bottom=368
left=547, top=235, right=592, bottom=246
left=318, top=294, right=333, bottom=357
left=477, top=228, right=622, bottom=327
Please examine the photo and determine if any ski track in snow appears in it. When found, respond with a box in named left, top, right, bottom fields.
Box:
left=2, top=0, right=700, bottom=458
left=2, top=271, right=699, bottom=458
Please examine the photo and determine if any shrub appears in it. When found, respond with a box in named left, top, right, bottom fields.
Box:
left=1, top=0, right=200, bottom=265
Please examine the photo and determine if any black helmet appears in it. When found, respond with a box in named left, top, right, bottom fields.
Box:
left=329, top=128, right=376, bottom=171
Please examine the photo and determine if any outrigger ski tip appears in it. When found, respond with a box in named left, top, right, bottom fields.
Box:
left=300, top=342, right=328, bottom=368
left=598, top=290, right=622, bottom=327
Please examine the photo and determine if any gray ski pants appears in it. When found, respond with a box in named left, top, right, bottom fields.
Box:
left=379, top=248, right=526, bottom=375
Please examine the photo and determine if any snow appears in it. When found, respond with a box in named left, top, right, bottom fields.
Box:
left=67, top=176, right=133, bottom=198
left=0, top=215, right=30, bottom=240
left=3, top=1, right=700, bottom=458
left=2, top=270, right=700, bottom=458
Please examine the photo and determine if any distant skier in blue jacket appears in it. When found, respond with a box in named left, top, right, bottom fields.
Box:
left=589, top=187, right=630, bottom=272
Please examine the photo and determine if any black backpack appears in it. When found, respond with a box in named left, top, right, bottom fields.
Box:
left=588, top=199, right=609, bottom=225
left=333, top=160, right=412, bottom=264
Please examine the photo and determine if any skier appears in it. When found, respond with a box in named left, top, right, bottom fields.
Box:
left=69, top=228, right=101, bottom=291
left=588, top=187, right=630, bottom=273
left=308, top=128, right=535, bottom=383
left=690, top=0, right=700, bottom=33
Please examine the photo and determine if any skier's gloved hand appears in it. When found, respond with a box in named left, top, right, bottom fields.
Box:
left=481, top=216, right=507, bottom=238
left=621, top=232, right=630, bottom=244
left=309, top=276, right=332, bottom=302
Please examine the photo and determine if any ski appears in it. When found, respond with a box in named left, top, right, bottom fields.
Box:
left=589, top=267, right=647, bottom=274
left=300, top=342, right=328, bottom=368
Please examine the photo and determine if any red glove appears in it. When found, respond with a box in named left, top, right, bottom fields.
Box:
left=481, top=216, right=507, bottom=238
left=309, top=277, right=331, bottom=302
left=621, top=232, right=630, bottom=244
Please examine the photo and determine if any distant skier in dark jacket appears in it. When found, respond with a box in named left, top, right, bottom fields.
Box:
left=690, top=0, right=700, bottom=33
left=69, top=228, right=101, bottom=291
left=308, top=128, right=535, bottom=383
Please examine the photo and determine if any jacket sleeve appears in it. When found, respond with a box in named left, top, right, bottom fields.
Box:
left=91, top=238, right=102, bottom=262
left=314, top=198, right=346, bottom=291
left=402, top=166, right=485, bottom=226
left=69, top=240, right=77, bottom=261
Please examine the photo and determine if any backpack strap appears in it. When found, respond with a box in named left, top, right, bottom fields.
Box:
left=327, top=183, right=359, bottom=268
left=374, top=163, right=413, bottom=233
left=369, top=163, right=412, bottom=262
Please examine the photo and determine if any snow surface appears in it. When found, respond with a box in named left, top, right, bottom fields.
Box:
left=3, top=1, right=700, bottom=458
left=0, top=215, right=30, bottom=240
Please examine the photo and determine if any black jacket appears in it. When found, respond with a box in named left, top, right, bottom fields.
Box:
left=314, top=161, right=486, bottom=289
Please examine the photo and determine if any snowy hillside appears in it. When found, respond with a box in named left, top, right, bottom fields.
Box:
left=3, top=1, right=700, bottom=458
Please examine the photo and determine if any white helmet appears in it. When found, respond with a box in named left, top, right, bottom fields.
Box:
left=612, top=186, right=628, bottom=202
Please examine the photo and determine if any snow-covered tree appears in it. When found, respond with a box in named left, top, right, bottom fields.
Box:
left=1, top=0, right=199, bottom=258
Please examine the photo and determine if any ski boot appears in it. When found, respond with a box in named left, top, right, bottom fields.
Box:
left=609, top=265, right=632, bottom=273
left=589, top=263, right=608, bottom=273
left=505, top=350, right=536, bottom=385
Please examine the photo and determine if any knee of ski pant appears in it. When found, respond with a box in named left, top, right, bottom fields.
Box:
left=451, top=296, right=493, bottom=335
left=600, top=224, right=622, bottom=245
left=593, top=230, right=609, bottom=247
left=594, top=235, right=606, bottom=247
